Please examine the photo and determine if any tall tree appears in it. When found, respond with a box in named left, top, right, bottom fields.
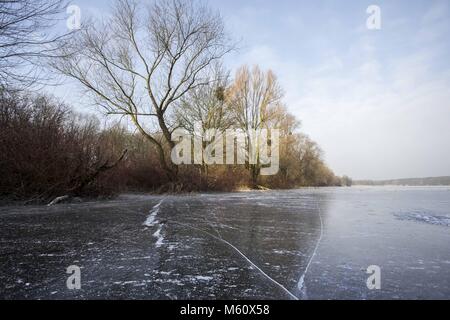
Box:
left=176, top=65, right=231, bottom=181
left=52, top=0, right=233, bottom=181
left=227, top=65, right=283, bottom=187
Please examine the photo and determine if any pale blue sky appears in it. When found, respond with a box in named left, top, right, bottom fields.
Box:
left=55, top=0, right=450, bottom=180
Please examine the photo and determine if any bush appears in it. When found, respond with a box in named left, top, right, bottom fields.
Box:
left=0, top=89, right=125, bottom=202
left=0, top=87, right=348, bottom=203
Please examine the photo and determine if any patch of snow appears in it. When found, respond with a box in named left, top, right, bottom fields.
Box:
left=168, top=244, right=177, bottom=251
left=144, top=199, right=164, bottom=227
left=154, top=278, right=184, bottom=286
left=153, top=226, right=164, bottom=248
left=159, top=271, right=173, bottom=276
left=190, top=276, right=213, bottom=282
left=119, top=256, right=152, bottom=261
left=113, top=280, right=141, bottom=286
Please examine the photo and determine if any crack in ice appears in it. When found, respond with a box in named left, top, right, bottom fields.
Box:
left=297, top=201, right=324, bottom=299
left=169, top=219, right=299, bottom=300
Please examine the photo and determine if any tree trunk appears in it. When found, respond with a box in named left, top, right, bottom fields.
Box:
left=250, top=164, right=260, bottom=189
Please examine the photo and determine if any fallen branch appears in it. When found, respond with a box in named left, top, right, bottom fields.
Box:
left=47, top=195, right=70, bottom=206
left=46, top=149, right=128, bottom=205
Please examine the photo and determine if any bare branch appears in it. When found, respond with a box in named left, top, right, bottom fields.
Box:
left=52, top=0, right=234, bottom=179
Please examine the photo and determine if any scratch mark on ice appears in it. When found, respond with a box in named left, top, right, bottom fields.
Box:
left=297, top=201, right=324, bottom=299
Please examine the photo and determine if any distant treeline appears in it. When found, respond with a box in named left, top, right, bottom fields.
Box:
left=355, top=177, right=450, bottom=186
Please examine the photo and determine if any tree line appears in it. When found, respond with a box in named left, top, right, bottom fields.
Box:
left=0, top=0, right=351, bottom=203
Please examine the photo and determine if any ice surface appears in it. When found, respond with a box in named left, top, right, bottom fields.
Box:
left=0, top=187, right=449, bottom=299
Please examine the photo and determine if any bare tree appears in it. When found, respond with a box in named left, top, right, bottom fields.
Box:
left=297, top=134, right=324, bottom=186
left=0, top=0, right=71, bottom=89
left=269, top=104, right=301, bottom=184
left=175, top=65, right=232, bottom=181
left=227, top=65, right=283, bottom=187
left=177, top=65, right=231, bottom=135
left=52, top=0, right=233, bottom=181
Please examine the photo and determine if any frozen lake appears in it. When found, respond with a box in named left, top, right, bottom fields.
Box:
left=0, top=187, right=449, bottom=299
